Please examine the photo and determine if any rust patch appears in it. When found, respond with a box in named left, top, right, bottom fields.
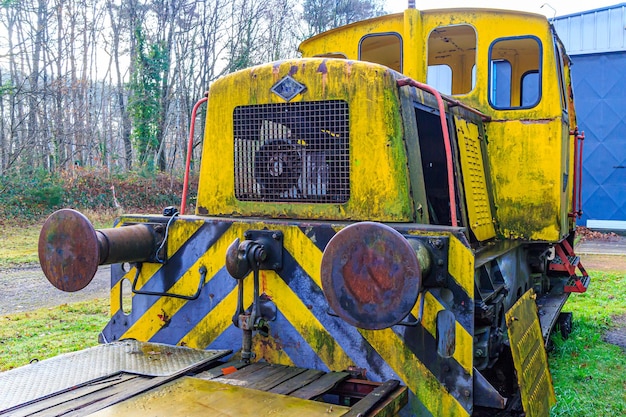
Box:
left=321, top=222, right=421, bottom=329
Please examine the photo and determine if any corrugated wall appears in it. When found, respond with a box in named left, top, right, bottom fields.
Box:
left=553, top=4, right=626, bottom=55
left=554, top=4, right=626, bottom=227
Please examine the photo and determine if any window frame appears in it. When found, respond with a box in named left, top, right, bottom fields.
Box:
left=488, top=35, right=543, bottom=110
left=358, top=32, right=403, bottom=73
left=426, top=24, right=478, bottom=96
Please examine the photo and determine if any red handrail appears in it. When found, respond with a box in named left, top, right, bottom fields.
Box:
left=181, top=96, right=208, bottom=215
left=577, top=130, right=584, bottom=217
left=397, top=78, right=458, bottom=227
left=569, top=128, right=584, bottom=218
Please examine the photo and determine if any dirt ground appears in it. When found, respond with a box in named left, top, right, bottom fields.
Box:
left=578, top=253, right=626, bottom=272
left=0, top=265, right=111, bottom=315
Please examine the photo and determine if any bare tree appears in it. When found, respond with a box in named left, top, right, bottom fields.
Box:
left=0, top=0, right=315, bottom=177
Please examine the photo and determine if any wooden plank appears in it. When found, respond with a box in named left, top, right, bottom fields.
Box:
left=210, top=362, right=269, bottom=385
left=360, top=384, right=408, bottom=417
left=268, top=369, right=325, bottom=396
left=230, top=364, right=289, bottom=388
left=341, top=380, right=400, bottom=417
left=31, top=375, right=150, bottom=417
left=289, top=371, right=351, bottom=400
left=193, top=360, right=248, bottom=380
left=246, top=366, right=308, bottom=392
left=7, top=374, right=140, bottom=417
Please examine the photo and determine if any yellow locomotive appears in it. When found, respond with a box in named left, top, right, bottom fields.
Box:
left=1, top=6, right=589, bottom=417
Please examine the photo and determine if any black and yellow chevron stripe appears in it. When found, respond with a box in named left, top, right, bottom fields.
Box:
left=103, top=216, right=475, bottom=416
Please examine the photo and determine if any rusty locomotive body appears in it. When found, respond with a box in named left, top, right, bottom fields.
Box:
left=0, top=6, right=589, bottom=417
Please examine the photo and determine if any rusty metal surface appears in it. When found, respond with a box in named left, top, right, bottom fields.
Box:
left=38, top=209, right=100, bottom=292
left=38, top=209, right=158, bottom=293
left=97, top=224, right=156, bottom=265
left=321, top=222, right=422, bottom=329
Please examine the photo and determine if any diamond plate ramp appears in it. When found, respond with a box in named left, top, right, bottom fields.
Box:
left=0, top=340, right=229, bottom=411
left=506, top=290, right=556, bottom=417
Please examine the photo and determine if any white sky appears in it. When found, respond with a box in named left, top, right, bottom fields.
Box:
left=384, top=0, right=622, bottom=18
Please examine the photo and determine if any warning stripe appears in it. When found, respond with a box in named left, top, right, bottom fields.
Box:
left=281, top=226, right=473, bottom=415
left=104, top=220, right=475, bottom=417
left=360, top=327, right=471, bottom=417
left=418, top=291, right=473, bottom=375
left=115, top=222, right=235, bottom=342
left=447, top=236, right=475, bottom=300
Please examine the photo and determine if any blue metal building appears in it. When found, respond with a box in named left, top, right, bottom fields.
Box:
left=554, top=4, right=626, bottom=230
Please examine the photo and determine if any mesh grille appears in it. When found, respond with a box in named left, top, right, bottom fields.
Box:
left=234, top=100, right=349, bottom=203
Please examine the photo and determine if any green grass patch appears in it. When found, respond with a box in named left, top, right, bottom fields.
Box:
left=0, top=225, right=41, bottom=266
left=0, top=298, right=109, bottom=371
left=550, top=270, right=626, bottom=416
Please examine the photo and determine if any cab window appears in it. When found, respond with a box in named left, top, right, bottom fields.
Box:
left=489, top=37, right=542, bottom=109
left=427, top=65, right=452, bottom=95
left=427, top=24, right=477, bottom=95
left=359, top=33, right=402, bottom=72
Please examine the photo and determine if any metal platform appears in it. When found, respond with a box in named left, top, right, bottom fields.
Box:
left=0, top=342, right=407, bottom=417
left=0, top=340, right=230, bottom=414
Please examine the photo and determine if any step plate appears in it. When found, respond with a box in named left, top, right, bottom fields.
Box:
left=0, top=340, right=229, bottom=412
left=506, top=290, right=556, bottom=417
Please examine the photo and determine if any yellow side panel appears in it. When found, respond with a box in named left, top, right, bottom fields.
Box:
left=505, top=290, right=556, bottom=417
left=486, top=119, right=564, bottom=241
left=454, top=116, right=495, bottom=241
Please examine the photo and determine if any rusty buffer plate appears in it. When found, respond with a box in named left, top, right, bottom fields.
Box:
left=38, top=209, right=100, bottom=292
left=321, top=222, right=421, bottom=330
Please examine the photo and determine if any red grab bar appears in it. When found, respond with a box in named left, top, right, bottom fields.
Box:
left=397, top=78, right=458, bottom=227
left=181, top=96, right=208, bottom=215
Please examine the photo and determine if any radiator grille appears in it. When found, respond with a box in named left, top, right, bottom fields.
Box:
left=234, top=100, right=349, bottom=203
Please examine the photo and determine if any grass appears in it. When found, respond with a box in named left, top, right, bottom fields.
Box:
left=0, top=298, right=109, bottom=371
left=0, top=210, right=117, bottom=267
left=549, top=270, right=626, bottom=416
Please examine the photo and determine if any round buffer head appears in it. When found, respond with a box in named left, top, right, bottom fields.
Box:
left=321, top=221, right=422, bottom=330
left=38, top=208, right=100, bottom=292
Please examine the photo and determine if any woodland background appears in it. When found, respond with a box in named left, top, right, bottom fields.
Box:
left=0, top=0, right=385, bottom=218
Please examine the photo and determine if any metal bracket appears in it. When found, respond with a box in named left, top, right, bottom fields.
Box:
left=131, top=263, right=205, bottom=300
left=243, top=230, right=284, bottom=271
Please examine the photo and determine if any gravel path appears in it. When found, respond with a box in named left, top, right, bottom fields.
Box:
left=0, top=265, right=111, bottom=315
